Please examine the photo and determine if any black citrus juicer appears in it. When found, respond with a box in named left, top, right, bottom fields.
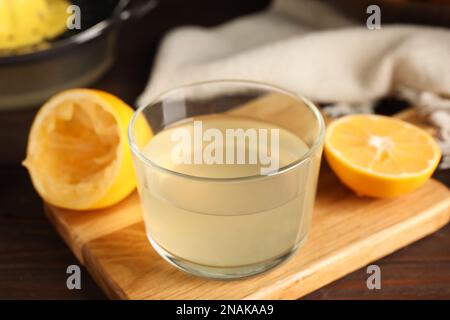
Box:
left=0, top=0, right=156, bottom=110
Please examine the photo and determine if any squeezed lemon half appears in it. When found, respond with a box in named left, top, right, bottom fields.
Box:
left=23, top=89, right=152, bottom=210
left=325, top=114, right=441, bottom=198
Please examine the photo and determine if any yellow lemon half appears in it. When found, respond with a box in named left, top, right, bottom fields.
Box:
left=23, top=89, right=152, bottom=210
left=325, top=114, right=441, bottom=198
left=0, top=0, right=70, bottom=51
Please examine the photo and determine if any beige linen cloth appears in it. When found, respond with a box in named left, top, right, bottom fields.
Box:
left=138, top=0, right=450, bottom=168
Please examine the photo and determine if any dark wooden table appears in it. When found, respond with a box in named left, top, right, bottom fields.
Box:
left=0, top=0, right=449, bottom=300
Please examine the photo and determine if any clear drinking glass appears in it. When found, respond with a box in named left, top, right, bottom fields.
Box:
left=128, top=80, right=325, bottom=279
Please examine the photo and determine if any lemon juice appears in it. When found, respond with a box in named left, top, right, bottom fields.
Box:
left=137, top=114, right=319, bottom=272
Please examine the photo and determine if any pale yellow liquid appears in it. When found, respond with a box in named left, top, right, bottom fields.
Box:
left=138, top=114, right=317, bottom=268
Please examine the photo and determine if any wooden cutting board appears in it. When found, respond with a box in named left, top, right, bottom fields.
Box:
left=45, top=94, right=450, bottom=300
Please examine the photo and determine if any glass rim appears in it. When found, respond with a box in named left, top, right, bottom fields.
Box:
left=128, top=79, right=325, bottom=182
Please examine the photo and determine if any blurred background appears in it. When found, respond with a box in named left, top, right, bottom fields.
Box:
left=0, top=0, right=449, bottom=299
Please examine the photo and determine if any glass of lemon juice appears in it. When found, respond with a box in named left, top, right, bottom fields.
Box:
left=128, top=80, right=324, bottom=279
